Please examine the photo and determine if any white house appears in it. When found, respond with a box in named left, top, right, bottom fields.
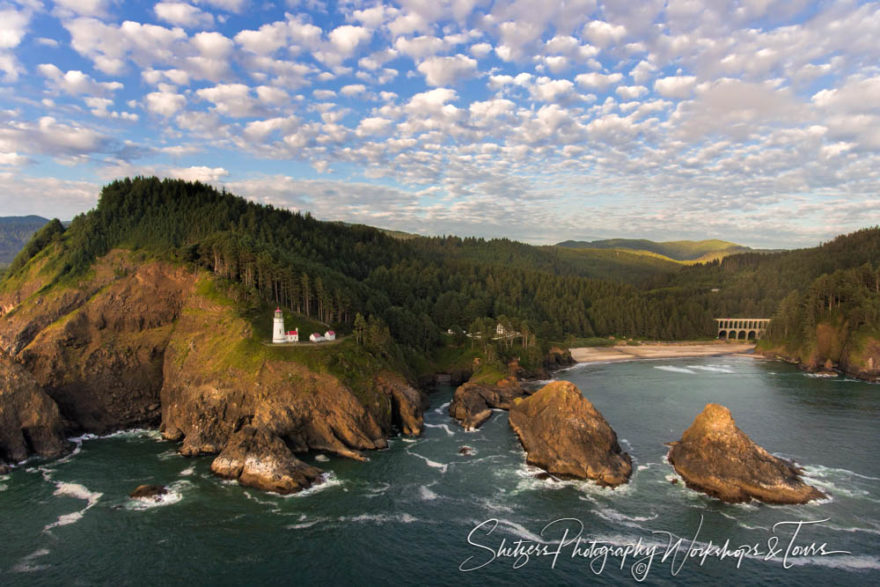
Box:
left=286, top=329, right=299, bottom=343
left=309, top=332, right=324, bottom=343
left=324, top=330, right=336, bottom=341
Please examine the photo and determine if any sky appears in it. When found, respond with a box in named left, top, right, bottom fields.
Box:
left=0, top=1, right=878, bottom=248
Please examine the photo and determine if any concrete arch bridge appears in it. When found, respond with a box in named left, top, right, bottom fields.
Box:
left=715, top=318, right=771, bottom=341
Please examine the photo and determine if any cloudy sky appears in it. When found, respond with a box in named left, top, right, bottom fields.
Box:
left=1, top=1, right=878, bottom=248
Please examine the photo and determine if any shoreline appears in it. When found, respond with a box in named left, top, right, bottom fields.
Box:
left=569, top=341, right=756, bottom=364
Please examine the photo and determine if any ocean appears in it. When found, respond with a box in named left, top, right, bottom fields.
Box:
left=1, top=355, right=878, bottom=585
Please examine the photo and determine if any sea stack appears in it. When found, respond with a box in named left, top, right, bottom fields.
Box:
left=667, top=403, right=825, bottom=504
left=508, top=381, right=632, bottom=487
left=449, top=376, right=528, bottom=430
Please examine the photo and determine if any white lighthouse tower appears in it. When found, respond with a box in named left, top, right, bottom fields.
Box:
left=272, top=307, right=286, bottom=344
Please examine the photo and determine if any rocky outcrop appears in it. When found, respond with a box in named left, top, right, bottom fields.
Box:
left=211, top=426, right=323, bottom=494
left=544, top=346, right=575, bottom=370
left=0, top=350, right=67, bottom=467
left=508, top=381, right=632, bottom=487
left=449, top=376, right=528, bottom=430
left=667, top=404, right=825, bottom=504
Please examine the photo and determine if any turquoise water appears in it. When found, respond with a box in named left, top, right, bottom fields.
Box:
left=1, top=356, right=878, bottom=585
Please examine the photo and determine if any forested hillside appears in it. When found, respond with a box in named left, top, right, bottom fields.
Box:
left=3, top=177, right=879, bottom=358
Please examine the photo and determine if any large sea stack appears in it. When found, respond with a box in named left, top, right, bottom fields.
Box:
left=508, top=381, right=632, bottom=487
left=667, top=403, right=825, bottom=504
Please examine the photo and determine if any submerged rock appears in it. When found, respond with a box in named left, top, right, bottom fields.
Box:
left=449, top=377, right=528, bottom=430
left=667, top=403, right=825, bottom=504
left=508, top=381, right=632, bottom=487
left=211, top=426, right=323, bottom=494
left=0, top=350, right=68, bottom=467
left=130, top=484, right=167, bottom=500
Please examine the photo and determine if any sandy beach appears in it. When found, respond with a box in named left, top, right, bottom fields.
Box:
left=570, top=341, right=756, bottom=363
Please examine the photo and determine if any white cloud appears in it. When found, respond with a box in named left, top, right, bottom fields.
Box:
left=469, top=42, right=492, bottom=58
left=196, top=83, right=260, bottom=117
left=53, top=0, right=112, bottom=18
left=417, top=54, right=477, bottom=87
left=394, top=35, right=446, bottom=59
left=356, top=117, right=392, bottom=137
left=582, top=20, right=627, bottom=47
left=168, top=165, right=229, bottom=182
left=615, top=85, right=648, bottom=99
left=530, top=78, right=575, bottom=103
left=340, top=84, right=366, bottom=97
left=575, top=71, right=623, bottom=90
left=154, top=2, right=214, bottom=28
left=653, top=75, right=697, bottom=98
left=37, top=63, right=123, bottom=96
left=329, top=25, right=371, bottom=55
left=0, top=7, right=30, bottom=49
left=145, top=88, right=187, bottom=117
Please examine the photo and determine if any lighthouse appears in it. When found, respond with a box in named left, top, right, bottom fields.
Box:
left=272, top=307, right=286, bottom=344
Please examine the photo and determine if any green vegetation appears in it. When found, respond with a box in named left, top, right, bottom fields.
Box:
left=760, top=262, right=880, bottom=366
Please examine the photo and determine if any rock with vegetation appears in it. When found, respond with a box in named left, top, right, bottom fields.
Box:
left=508, top=381, right=632, bottom=487
left=211, top=426, right=323, bottom=494
left=667, top=403, right=825, bottom=504
left=449, top=376, right=528, bottom=430
left=0, top=350, right=67, bottom=467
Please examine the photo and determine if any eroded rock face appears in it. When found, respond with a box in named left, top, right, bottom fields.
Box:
left=508, top=381, right=632, bottom=487
left=449, top=376, right=528, bottom=430
left=211, top=426, right=323, bottom=494
left=0, top=350, right=67, bottom=466
left=667, top=403, right=825, bottom=504
left=375, top=375, right=429, bottom=436
left=8, top=256, right=192, bottom=434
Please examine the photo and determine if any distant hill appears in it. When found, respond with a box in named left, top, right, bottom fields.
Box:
left=0, top=216, right=49, bottom=264
left=555, top=238, right=752, bottom=263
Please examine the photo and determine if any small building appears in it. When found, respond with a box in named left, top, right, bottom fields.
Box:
left=309, top=332, right=324, bottom=343
left=286, top=329, right=299, bottom=343
left=496, top=323, right=506, bottom=336
left=324, top=330, right=336, bottom=341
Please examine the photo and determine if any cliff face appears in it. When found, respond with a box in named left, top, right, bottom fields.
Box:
left=0, top=250, right=427, bottom=490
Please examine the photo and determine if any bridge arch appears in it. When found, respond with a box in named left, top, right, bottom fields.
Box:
left=714, top=318, right=771, bottom=341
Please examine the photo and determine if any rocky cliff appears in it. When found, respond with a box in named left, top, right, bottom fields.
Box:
left=667, top=403, right=825, bottom=504
left=0, top=250, right=427, bottom=491
left=0, top=350, right=67, bottom=468
left=508, top=381, right=632, bottom=487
